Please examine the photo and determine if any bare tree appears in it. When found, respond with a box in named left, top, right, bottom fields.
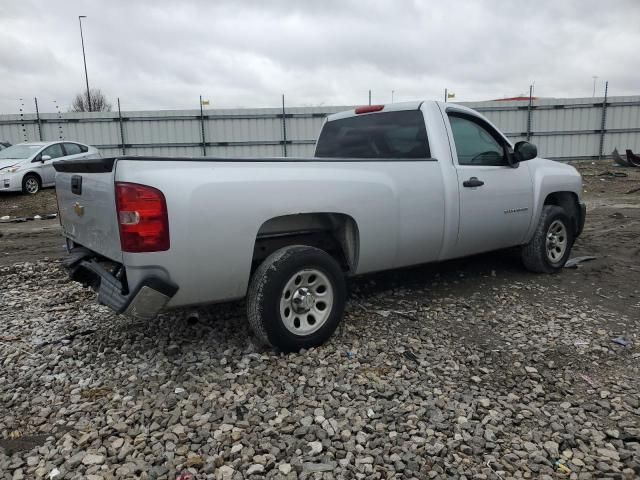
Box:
left=70, top=88, right=112, bottom=112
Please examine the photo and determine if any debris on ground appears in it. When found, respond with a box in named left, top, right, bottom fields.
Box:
left=611, top=337, right=632, bottom=347
left=597, top=170, right=628, bottom=178
left=613, top=148, right=633, bottom=167
left=554, top=460, right=572, bottom=474
left=564, top=255, right=597, bottom=268
left=626, top=149, right=640, bottom=167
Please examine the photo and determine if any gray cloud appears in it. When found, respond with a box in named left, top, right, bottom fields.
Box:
left=1, top=0, right=639, bottom=113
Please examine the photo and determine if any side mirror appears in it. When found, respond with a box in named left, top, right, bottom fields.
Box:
left=513, top=141, right=537, bottom=162
left=41, top=155, right=52, bottom=162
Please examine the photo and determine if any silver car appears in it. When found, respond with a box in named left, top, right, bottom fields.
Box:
left=0, top=141, right=100, bottom=194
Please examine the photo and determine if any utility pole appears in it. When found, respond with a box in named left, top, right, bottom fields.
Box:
left=281, top=94, right=288, bottom=157
left=444, top=88, right=448, bottom=103
left=199, top=95, right=207, bottom=156
left=391, top=90, right=395, bottom=103
left=368, top=90, right=371, bottom=105
left=34, top=97, right=42, bottom=141
left=592, top=75, right=598, bottom=98
left=526, top=85, right=533, bottom=142
left=78, top=16, right=92, bottom=111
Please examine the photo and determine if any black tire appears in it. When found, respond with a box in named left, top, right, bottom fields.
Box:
left=247, top=245, right=346, bottom=352
left=22, top=174, right=41, bottom=195
left=521, top=205, right=574, bottom=273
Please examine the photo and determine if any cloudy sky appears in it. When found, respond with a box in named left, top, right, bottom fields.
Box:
left=1, top=0, right=639, bottom=113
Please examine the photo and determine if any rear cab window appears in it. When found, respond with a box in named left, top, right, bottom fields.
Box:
left=315, top=110, right=430, bottom=159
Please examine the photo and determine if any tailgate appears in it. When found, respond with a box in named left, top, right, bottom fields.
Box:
left=54, top=158, right=122, bottom=262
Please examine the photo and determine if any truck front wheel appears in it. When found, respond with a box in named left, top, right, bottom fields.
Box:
left=247, top=245, right=346, bottom=352
left=521, top=205, right=574, bottom=273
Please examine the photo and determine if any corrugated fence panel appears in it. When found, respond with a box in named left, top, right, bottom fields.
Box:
left=480, top=109, right=528, bottom=135
left=604, top=132, right=640, bottom=154
left=1, top=97, right=639, bottom=160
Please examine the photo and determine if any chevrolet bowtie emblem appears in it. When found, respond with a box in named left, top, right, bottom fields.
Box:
left=74, top=202, right=85, bottom=217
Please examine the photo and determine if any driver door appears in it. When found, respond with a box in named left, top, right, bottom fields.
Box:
left=34, top=143, right=65, bottom=186
left=447, top=112, right=534, bottom=257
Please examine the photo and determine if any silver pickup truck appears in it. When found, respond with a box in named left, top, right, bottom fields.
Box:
left=54, top=101, right=585, bottom=351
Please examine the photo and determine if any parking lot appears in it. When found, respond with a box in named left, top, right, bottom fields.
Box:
left=1, top=160, right=639, bottom=479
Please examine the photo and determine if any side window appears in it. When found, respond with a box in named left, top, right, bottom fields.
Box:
left=41, top=143, right=65, bottom=160
left=448, top=114, right=507, bottom=166
left=63, top=143, right=83, bottom=155
left=79, top=144, right=88, bottom=153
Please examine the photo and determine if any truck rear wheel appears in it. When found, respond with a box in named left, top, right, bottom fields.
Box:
left=521, top=205, right=574, bottom=273
left=247, top=245, right=346, bottom=352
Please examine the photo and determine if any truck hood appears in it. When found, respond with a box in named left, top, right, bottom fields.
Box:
left=533, top=157, right=580, bottom=176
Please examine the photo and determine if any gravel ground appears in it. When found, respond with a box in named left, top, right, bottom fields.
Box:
left=1, top=160, right=639, bottom=479
left=1, top=259, right=638, bottom=479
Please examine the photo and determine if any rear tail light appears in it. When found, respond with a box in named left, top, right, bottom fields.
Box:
left=115, top=182, right=169, bottom=252
left=355, top=104, right=384, bottom=114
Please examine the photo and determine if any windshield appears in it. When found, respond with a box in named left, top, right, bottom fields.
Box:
left=0, top=144, right=42, bottom=160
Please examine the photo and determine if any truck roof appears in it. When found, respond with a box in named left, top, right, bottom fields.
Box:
left=326, top=100, right=487, bottom=123
left=327, top=100, right=425, bottom=122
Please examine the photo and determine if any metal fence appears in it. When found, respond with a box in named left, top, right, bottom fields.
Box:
left=1, top=94, right=639, bottom=160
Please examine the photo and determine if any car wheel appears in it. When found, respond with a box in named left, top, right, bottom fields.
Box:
left=22, top=174, right=41, bottom=195
left=247, top=245, right=346, bottom=352
left=521, top=205, right=574, bottom=273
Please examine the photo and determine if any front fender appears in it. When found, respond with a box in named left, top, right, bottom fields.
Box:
left=524, top=159, right=583, bottom=242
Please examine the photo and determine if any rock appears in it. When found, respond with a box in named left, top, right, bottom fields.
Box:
left=186, top=454, right=204, bottom=467
left=149, top=465, right=169, bottom=477
left=308, top=441, right=323, bottom=455
left=81, top=453, right=105, bottom=466
left=597, top=448, right=620, bottom=461
left=216, top=465, right=235, bottom=480
left=111, top=438, right=124, bottom=449
left=302, top=462, right=336, bottom=473
left=278, top=463, right=292, bottom=475
left=246, top=464, right=264, bottom=475
left=543, top=441, right=559, bottom=457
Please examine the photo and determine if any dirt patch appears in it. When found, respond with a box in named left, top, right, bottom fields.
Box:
left=0, top=434, right=48, bottom=456
left=0, top=188, right=58, bottom=218
left=0, top=219, right=63, bottom=265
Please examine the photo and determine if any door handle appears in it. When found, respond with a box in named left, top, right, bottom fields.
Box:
left=463, top=177, right=484, bottom=188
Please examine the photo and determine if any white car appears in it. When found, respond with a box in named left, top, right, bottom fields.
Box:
left=0, top=141, right=100, bottom=194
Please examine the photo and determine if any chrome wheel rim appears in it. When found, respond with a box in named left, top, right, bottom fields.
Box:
left=279, top=268, right=334, bottom=335
left=546, top=219, right=567, bottom=263
left=25, top=178, right=38, bottom=194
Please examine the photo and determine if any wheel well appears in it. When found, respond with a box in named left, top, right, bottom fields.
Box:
left=23, top=172, right=42, bottom=184
left=544, top=192, right=580, bottom=234
left=253, top=213, right=359, bottom=273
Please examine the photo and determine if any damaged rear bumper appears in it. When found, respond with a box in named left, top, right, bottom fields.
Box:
left=63, top=248, right=178, bottom=320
